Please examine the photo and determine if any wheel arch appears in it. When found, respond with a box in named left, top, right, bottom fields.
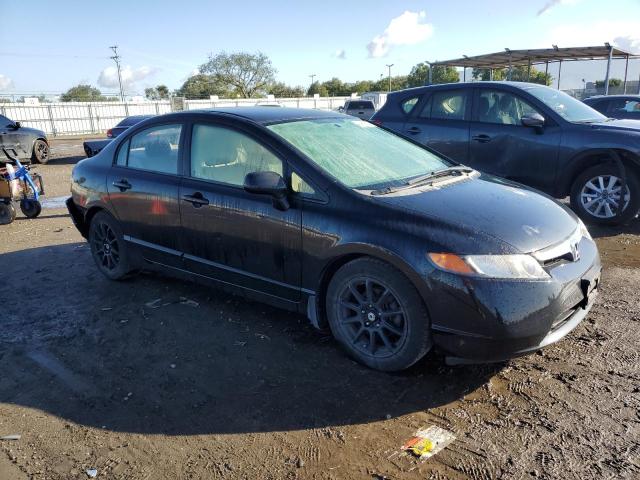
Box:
left=312, top=245, right=432, bottom=330
left=560, top=148, right=640, bottom=197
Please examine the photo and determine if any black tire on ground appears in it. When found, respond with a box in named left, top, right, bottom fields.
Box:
left=20, top=199, right=42, bottom=218
left=31, top=139, right=49, bottom=164
left=326, top=257, right=432, bottom=372
left=0, top=203, right=17, bottom=225
left=88, top=211, right=133, bottom=280
left=570, top=163, right=640, bottom=225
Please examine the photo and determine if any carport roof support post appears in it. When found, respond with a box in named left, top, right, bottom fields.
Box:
left=604, top=43, right=613, bottom=95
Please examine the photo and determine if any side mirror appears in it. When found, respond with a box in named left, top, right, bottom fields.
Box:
left=521, top=113, right=545, bottom=129
left=13, top=121, right=21, bottom=129
left=243, top=171, right=289, bottom=211
left=338, top=106, right=344, bottom=112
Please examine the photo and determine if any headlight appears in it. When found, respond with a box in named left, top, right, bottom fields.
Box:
left=578, top=218, right=592, bottom=240
left=428, top=253, right=549, bottom=279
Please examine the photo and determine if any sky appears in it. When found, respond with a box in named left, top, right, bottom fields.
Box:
left=1, top=0, right=640, bottom=97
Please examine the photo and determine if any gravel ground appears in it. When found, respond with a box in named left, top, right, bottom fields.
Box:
left=0, top=140, right=639, bottom=479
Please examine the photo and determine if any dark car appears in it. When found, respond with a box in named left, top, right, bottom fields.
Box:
left=83, top=115, right=155, bottom=158
left=339, top=100, right=376, bottom=120
left=66, top=108, right=600, bottom=371
left=583, top=95, right=640, bottom=120
left=0, top=114, right=49, bottom=164
left=372, top=82, right=640, bottom=225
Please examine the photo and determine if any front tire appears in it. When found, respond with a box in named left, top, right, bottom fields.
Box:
left=89, top=211, right=132, bottom=280
left=20, top=199, right=41, bottom=218
left=326, top=258, right=432, bottom=372
left=31, top=139, right=49, bottom=164
left=570, top=164, right=640, bottom=225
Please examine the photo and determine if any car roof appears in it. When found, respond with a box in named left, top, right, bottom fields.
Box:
left=585, top=95, right=640, bottom=100
left=387, top=81, right=551, bottom=98
left=118, top=115, right=155, bottom=126
left=183, top=107, right=342, bottom=125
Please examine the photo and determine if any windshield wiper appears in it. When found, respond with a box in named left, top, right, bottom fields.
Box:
left=371, top=166, right=474, bottom=195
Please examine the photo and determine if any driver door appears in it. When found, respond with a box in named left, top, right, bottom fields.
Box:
left=179, top=121, right=302, bottom=302
left=468, top=89, right=561, bottom=191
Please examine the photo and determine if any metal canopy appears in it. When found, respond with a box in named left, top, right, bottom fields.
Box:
left=432, top=46, right=636, bottom=69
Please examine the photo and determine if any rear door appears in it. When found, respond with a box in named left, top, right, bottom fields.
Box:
left=402, top=88, right=471, bottom=161
left=106, top=122, right=184, bottom=266
left=0, top=115, right=19, bottom=157
left=468, top=88, right=561, bottom=190
left=179, top=120, right=302, bottom=302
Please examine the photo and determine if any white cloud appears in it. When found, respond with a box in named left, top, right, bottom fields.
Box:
left=546, top=21, right=640, bottom=52
left=97, top=65, right=158, bottom=89
left=367, top=11, right=433, bottom=58
left=0, top=74, right=13, bottom=91
left=334, top=49, right=346, bottom=60
left=537, top=0, right=580, bottom=16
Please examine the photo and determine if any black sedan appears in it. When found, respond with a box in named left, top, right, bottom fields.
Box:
left=0, top=114, right=49, bottom=163
left=67, top=108, right=601, bottom=371
left=83, top=115, right=155, bottom=158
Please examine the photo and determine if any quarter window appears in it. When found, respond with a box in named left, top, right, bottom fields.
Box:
left=477, top=90, right=540, bottom=125
left=291, top=171, right=315, bottom=194
left=401, top=97, right=419, bottom=114
left=122, top=124, right=182, bottom=174
left=421, top=91, right=468, bottom=120
left=190, top=124, right=283, bottom=186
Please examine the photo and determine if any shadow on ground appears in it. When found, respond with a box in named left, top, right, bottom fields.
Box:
left=0, top=243, right=501, bottom=436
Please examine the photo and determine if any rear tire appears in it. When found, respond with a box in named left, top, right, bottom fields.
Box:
left=31, top=139, right=49, bottom=164
left=570, top=164, right=640, bottom=225
left=0, top=203, right=16, bottom=225
left=88, top=211, right=132, bottom=280
left=326, top=257, right=432, bottom=372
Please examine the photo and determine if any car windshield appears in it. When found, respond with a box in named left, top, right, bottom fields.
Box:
left=268, top=117, right=450, bottom=189
left=526, top=86, right=607, bottom=123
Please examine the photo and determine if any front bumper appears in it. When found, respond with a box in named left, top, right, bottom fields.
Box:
left=427, top=237, right=601, bottom=362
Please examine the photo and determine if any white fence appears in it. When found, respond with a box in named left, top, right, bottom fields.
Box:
left=0, top=97, right=351, bottom=137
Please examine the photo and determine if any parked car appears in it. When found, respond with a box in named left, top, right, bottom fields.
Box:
left=338, top=100, right=376, bottom=120
left=0, top=114, right=49, bottom=164
left=83, top=115, right=154, bottom=158
left=583, top=95, right=640, bottom=120
left=372, top=82, right=640, bottom=225
left=66, top=108, right=600, bottom=371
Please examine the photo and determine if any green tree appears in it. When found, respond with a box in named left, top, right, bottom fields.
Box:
left=307, top=81, right=329, bottom=96
left=60, top=84, right=107, bottom=102
left=267, top=82, right=305, bottom=97
left=144, top=84, right=170, bottom=100
left=408, top=63, right=459, bottom=86
left=175, top=74, right=232, bottom=99
left=200, top=51, right=276, bottom=98
left=595, top=78, right=622, bottom=88
left=472, top=66, right=551, bottom=85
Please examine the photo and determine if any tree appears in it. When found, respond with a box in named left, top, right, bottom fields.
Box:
left=60, top=84, right=107, bottom=102
left=145, top=84, right=170, bottom=100
left=407, top=63, right=459, bottom=86
left=472, top=66, right=551, bottom=85
left=175, top=74, right=232, bottom=99
left=200, top=51, right=276, bottom=98
left=267, top=82, right=305, bottom=98
left=307, top=81, right=329, bottom=97
left=595, top=78, right=622, bottom=88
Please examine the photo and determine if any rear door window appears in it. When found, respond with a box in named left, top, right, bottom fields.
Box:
left=121, top=124, right=182, bottom=174
left=347, top=101, right=374, bottom=110
left=420, top=91, right=469, bottom=120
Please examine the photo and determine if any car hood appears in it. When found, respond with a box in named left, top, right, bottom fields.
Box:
left=589, top=118, right=640, bottom=133
left=18, top=126, right=47, bottom=138
left=374, top=174, right=579, bottom=254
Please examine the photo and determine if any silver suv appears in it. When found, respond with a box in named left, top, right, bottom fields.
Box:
left=339, top=100, right=376, bottom=120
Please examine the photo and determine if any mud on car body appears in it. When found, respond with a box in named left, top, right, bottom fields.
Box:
left=67, top=108, right=601, bottom=371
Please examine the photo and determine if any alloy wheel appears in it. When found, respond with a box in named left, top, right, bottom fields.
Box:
left=336, top=277, right=408, bottom=358
left=580, top=175, right=630, bottom=219
left=36, top=141, right=48, bottom=161
left=92, top=221, right=120, bottom=271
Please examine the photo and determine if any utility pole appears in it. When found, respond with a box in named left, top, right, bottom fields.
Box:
left=308, top=74, right=316, bottom=95
left=385, top=64, right=394, bottom=92
left=110, top=45, right=125, bottom=102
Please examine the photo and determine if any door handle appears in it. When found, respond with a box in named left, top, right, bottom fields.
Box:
left=182, top=192, right=209, bottom=207
left=406, top=127, right=421, bottom=134
left=112, top=179, right=131, bottom=191
left=472, top=134, right=492, bottom=143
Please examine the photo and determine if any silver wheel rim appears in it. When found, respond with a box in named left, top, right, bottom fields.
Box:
left=580, top=175, right=630, bottom=219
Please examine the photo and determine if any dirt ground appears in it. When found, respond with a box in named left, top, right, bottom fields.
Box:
left=0, top=139, right=639, bottom=480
